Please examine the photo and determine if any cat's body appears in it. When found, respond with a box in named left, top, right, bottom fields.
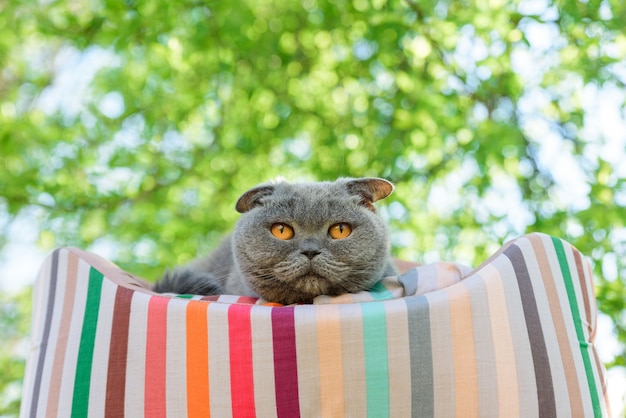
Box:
left=153, top=177, right=396, bottom=304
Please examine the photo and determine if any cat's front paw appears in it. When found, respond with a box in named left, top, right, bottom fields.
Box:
left=153, top=269, right=223, bottom=296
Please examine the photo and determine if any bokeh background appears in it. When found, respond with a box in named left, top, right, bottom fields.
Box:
left=1, top=0, right=626, bottom=414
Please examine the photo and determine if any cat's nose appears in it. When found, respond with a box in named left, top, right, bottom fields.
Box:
left=301, top=249, right=321, bottom=259
left=300, top=239, right=321, bottom=259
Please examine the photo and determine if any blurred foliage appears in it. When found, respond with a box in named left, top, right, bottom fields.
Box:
left=0, top=289, right=31, bottom=416
left=2, top=0, right=626, bottom=414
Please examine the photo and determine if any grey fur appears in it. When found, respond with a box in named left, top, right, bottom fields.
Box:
left=153, top=177, right=397, bottom=304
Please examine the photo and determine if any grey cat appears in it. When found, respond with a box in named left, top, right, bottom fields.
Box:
left=153, top=177, right=397, bottom=304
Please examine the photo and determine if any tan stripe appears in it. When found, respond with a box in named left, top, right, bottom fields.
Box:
left=339, top=303, right=367, bottom=415
left=208, top=302, right=232, bottom=417
left=251, top=306, right=277, bottom=418
left=538, top=235, right=594, bottom=414
left=591, top=345, right=611, bottom=416
left=551, top=236, right=600, bottom=416
left=124, top=292, right=149, bottom=416
left=87, top=278, right=117, bottom=417
left=426, top=289, right=455, bottom=417
left=436, top=262, right=466, bottom=290
left=37, top=249, right=67, bottom=416
left=576, top=250, right=611, bottom=414
left=54, top=258, right=91, bottom=416
left=529, top=235, right=583, bottom=415
left=573, top=249, right=594, bottom=341
left=166, top=299, right=188, bottom=417
left=448, top=283, right=479, bottom=417
left=384, top=300, right=411, bottom=416
left=519, top=237, right=572, bottom=415
left=66, top=247, right=153, bottom=293
left=294, top=306, right=321, bottom=415
left=317, top=304, right=345, bottom=416
left=482, top=264, right=520, bottom=416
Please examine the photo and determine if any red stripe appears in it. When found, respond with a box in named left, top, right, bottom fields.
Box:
left=145, top=296, right=169, bottom=418
left=228, top=304, right=256, bottom=417
left=236, top=296, right=258, bottom=305
left=271, top=307, right=300, bottom=418
left=105, top=286, right=133, bottom=417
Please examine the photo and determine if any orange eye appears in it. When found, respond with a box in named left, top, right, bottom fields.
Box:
left=271, top=223, right=294, bottom=240
left=329, top=223, right=352, bottom=239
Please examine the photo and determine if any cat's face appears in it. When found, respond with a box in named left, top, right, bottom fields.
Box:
left=232, top=178, right=394, bottom=304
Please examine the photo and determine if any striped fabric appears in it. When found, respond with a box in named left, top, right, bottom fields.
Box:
left=20, top=233, right=611, bottom=417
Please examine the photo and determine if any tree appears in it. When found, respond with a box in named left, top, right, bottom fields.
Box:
left=2, top=0, right=625, bottom=414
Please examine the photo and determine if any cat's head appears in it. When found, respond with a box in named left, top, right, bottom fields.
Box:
left=232, top=177, right=394, bottom=304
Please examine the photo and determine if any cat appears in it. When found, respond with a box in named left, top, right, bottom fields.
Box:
left=153, top=177, right=397, bottom=304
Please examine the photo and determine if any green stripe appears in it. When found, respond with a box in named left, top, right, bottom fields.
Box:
left=361, top=302, right=390, bottom=417
left=72, top=268, right=104, bottom=417
left=369, top=281, right=394, bottom=301
left=552, top=237, right=602, bottom=417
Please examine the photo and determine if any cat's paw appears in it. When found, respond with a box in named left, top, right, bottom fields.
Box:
left=153, top=269, right=222, bottom=296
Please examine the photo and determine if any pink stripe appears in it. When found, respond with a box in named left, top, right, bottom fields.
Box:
left=272, top=307, right=300, bottom=418
left=228, top=304, right=256, bottom=417
left=145, top=296, right=169, bottom=418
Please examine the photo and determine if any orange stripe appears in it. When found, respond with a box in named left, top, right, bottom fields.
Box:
left=482, top=264, right=520, bottom=415
left=186, top=301, right=211, bottom=418
left=317, top=305, right=345, bottom=416
left=448, top=285, right=478, bottom=417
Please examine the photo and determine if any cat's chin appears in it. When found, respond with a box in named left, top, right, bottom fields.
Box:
left=250, top=257, right=377, bottom=304
left=253, top=272, right=339, bottom=304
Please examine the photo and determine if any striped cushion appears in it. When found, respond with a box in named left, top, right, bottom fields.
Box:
left=21, top=233, right=611, bottom=417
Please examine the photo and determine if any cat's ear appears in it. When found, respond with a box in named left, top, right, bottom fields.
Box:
left=235, top=185, right=275, bottom=213
left=346, top=178, right=394, bottom=211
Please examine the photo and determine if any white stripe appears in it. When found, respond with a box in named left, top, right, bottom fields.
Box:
left=251, top=306, right=277, bottom=418
left=208, top=303, right=232, bottom=417
left=88, top=276, right=117, bottom=417
left=124, top=292, right=149, bottom=417
left=425, top=288, right=455, bottom=417
left=166, top=298, right=188, bottom=417
left=385, top=299, right=411, bottom=415
left=55, top=258, right=91, bottom=416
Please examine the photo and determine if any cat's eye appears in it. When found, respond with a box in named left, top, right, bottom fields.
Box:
left=328, top=223, right=352, bottom=239
left=271, top=223, right=295, bottom=240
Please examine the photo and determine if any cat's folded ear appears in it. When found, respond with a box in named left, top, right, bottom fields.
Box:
left=236, top=185, right=275, bottom=213
left=346, top=178, right=394, bottom=211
